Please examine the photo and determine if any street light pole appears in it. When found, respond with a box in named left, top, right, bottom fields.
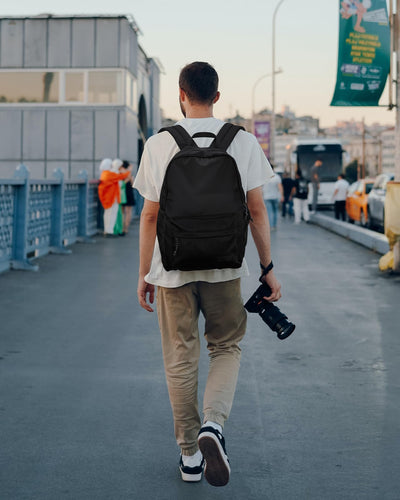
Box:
left=271, top=0, right=285, bottom=165
left=252, top=69, right=283, bottom=133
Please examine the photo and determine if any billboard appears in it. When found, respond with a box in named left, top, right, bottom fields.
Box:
left=254, top=120, right=271, bottom=159
left=331, top=0, right=390, bottom=106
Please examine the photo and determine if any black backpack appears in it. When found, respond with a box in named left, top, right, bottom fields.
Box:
left=157, top=123, right=250, bottom=271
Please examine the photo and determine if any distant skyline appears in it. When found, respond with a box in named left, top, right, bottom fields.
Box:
left=0, top=0, right=396, bottom=127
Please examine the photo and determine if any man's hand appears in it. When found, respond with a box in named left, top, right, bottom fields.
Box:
left=137, top=276, right=155, bottom=312
left=261, top=270, right=282, bottom=302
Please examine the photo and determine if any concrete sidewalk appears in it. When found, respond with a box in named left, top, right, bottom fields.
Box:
left=1, top=218, right=400, bottom=499
left=310, top=212, right=390, bottom=255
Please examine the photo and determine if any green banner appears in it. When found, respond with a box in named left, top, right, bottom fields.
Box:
left=331, top=0, right=390, bottom=106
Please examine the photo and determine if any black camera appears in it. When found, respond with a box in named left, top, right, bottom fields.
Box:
left=244, top=283, right=295, bottom=340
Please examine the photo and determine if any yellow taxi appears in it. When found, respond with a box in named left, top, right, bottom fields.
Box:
left=346, top=178, right=376, bottom=227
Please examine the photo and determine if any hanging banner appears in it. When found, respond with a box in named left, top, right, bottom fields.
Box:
left=254, top=120, right=270, bottom=159
left=330, top=0, right=390, bottom=106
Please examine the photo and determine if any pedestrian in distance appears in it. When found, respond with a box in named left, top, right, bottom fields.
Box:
left=134, top=61, right=282, bottom=488
left=290, top=168, right=310, bottom=224
left=332, top=173, right=349, bottom=221
left=98, top=158, right=132, bottom=237
left=111, top=158, right=125, bottom=236
left=281, top=171, right=295, bottom=218
left=121, top=160, right=135, bottom=235
left=310, top=159, right=322, bottom=213
left=263, top=164, right=283, bottom=231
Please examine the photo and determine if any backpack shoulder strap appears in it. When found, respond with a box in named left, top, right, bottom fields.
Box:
left=211, top=123, right=245, bottom=151
left=158, top=125, right=197, bottom=150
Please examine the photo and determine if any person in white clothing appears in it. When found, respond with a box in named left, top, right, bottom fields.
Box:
left=134, top=61, right=282, bottom=487
left=263, top=165, right=283, bottom=230
left=332, top=173, right=349, bottom=220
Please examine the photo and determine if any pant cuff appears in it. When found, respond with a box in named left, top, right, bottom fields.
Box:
left=203, top=412, right=225, bottom=429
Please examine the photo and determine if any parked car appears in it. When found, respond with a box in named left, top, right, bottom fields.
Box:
left=367, top=173, right=395, bottom=230
left=346, top=177, right=375, bottom=226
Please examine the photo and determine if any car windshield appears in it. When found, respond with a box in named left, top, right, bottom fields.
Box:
left=295, top=144, right=343, bottom=182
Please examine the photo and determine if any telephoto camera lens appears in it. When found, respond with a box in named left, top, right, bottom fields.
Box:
left=244, top=283, right=295, bottom=340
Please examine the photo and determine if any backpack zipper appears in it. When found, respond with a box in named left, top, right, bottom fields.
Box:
left=173, top=238, right=179, bottom=257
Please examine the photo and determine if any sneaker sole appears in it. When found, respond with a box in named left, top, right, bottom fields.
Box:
left=180, top=470, right=202, bottom=482
left=198, top=432, right=230, bottom=487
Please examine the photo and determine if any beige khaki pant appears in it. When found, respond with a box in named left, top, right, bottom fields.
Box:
left=157, top=279, right=247, bottom=456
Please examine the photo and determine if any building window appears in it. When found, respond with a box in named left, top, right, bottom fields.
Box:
left=0, top=69, right=135, bottom=107
left=125, top=73, right=132, bottom=108
left=88, top=71, right=122, bottom=104
left=125, top=73, right=138, bottom=111
left=0, top=72, right=59, bottom=103
left=65, top=72, right=84, bottom=103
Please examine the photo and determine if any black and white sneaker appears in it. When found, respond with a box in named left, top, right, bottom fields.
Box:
left=179, top=455, right=204, bottom=482
left=198, top=426, right=231, bottom=487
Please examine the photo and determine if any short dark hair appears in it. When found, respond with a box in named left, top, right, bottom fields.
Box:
left=179, top=62, right=219, bottom=105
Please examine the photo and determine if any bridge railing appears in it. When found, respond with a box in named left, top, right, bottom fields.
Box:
left=0, top=165, right=100, bottom=273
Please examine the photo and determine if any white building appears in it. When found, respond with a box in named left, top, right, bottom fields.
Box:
left=0, top=14, right=162, bottom=179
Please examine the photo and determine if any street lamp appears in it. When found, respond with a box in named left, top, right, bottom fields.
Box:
left=271, top=0, right=286, bottom=164
left=251, top=68, right=283, bottom=133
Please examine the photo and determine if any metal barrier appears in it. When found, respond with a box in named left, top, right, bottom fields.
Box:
left=0, top=165, right=100, bottom=273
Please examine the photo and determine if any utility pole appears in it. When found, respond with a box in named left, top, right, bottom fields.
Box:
left=378, top=135, right=382, bottom=175
left=393, top=0, right=400, bottom=272
left=361, top=117, right=366, bottom=178
left=395, top=0, right=400, bottom=181
left=271, top=0, right=285, bottom=164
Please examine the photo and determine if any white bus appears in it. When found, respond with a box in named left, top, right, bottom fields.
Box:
left=289, top=139, right=346, bottom=208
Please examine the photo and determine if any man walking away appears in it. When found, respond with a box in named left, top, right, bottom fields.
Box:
left=263, top=165, right=283, bottom=231
left=332, top=173, right=349, bottom=220
left=310, top=159, right=322, bottom=213
left=134, top=61, right=282, bottom=487
left=281, top=171, right=295, bottom=218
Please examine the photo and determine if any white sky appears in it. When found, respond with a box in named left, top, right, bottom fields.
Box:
left=0, top=0, right=396, bottom=127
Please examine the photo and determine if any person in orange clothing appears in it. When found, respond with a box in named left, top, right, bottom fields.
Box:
left=98, top=158, right=132, bottom=236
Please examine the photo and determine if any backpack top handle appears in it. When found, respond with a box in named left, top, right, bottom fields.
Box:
left=159, top=123, right=244, bottom=151
left=192, top=132, right=217, bottom=139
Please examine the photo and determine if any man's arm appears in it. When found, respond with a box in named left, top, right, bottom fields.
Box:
left=332, top=181, right=339, bottom=201
left=311, top=165, right=319, bottom=184
left=137, top=199, right=159, bottom=312
left=247, top=186, right=281, bottom=302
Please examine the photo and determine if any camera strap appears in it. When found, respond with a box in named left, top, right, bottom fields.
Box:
left=260, top=261, right=273, bottom=282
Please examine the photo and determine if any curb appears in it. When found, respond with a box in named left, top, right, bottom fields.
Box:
left=310, top=213, right=390, bottom=255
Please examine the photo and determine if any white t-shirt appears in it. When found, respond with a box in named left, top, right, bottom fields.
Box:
left=263, top=174, right=282, bottom=200
left=133, top=117, right=274, bottom=288
left=333, top=178, right=349, bottom=201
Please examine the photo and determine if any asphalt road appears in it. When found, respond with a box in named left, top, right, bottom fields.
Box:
left=1, top=216, right=400, bottom=500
